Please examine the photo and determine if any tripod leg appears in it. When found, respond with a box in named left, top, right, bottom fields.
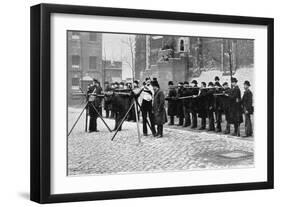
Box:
left=111, top=101, right=135, bottom=141
left=134, top=100, right=141, bottom=143
left=68, top=102, right=88, bottom=137
left=90, top=102, right=112, bottom=132
left=85, top=108, right=88, bottom=132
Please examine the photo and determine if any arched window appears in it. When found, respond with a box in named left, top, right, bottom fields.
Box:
left=179, top=38, right=185, bottom=52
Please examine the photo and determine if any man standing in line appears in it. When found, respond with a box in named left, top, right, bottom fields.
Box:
left=197, top=82, right=208, bottom=130
left=190, top=80, right=199, bottom=128
left=242, top=80, right=253, bottom=137
left=88, top=79, right=103, bottom=132
left=182, top=81, right=191, bottom=127
left=206, top=82, right=215, bottom=131
left=222, top=82, right=231, bottom=134
left=103, top=81, right=111, bottom=118
left=141, top=77, right=156, bottom=136
left=176, top=82, right=184, bottom=126
left=151, top=80, right=167, bottom=138
left=214, top=81, right=223, bottom=132
left=229, top=77, right=243, bottom=136
left=166, top=81, right=177, bottom=125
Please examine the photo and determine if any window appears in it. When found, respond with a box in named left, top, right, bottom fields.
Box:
left=89, top=33, right=97, bottom=41
left=71, top=32, right=80, bottom=40
left=179, top=39, right=185, bottom=52
left=71, top=77, right=80, bottom=90
left=72, top=55, right=80, bottom=68
left=89, top=56, right=97, bottom=70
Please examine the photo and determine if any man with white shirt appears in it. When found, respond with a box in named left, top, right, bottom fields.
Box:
left=141, top=77, right=156, bottom=136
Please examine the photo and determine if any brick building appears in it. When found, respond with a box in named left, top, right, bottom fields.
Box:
left=103, top=60, right=122, bottom=83
left=135, top=35, right=254, bottom=91
left=67, top=31, right=103, bottom=105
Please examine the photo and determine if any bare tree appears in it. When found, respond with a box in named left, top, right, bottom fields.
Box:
left=120, top=35, right=136, bottom=80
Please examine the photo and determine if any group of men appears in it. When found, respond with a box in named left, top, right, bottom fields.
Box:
left=85, top=75, right=253, bottom=138
left=86, top=78, right=167, bottom=138
left=166, top=76, right=253, bottom=137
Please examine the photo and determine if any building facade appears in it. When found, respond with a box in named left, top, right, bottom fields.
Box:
left=135, top=35, right=254, bottom=91
left=67, top=31, right=103, bottom=105
left=103, top=60, right=123, bottom=83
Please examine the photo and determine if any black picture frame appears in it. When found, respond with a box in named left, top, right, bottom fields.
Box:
left=30, top=3, right=274, bottom=204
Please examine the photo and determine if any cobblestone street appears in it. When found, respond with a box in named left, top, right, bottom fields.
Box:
left=68, top=107, right=254, bottom=176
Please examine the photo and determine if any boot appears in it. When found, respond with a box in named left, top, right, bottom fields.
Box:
left=216, top=122, right=222, bottom=132
left=177, top=117, right=184, bottom=126
left=168, top=116, right=174, bottom=125
left=224, top=123, right=230, bottom=134
left=199, top=118, right=206, bottom=130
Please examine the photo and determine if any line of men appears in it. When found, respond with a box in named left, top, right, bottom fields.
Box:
left=86, top=76, right=253, bottom=138
left=166, top=76, right=253, bottom=137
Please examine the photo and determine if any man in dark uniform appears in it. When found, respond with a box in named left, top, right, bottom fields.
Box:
left=151, top=80, right=167, bottom=138
left=206, top=82, right=215, bottom=131
left=88, top=79, right=103, bottom=132
left=242, top=80, right=253, bottom=137
left=190, top=80, right=199, bottom=128
left=228, top=77, right=243, bottom=136
left=197, top=82, right=208, bottom=130
left=166, top=81, right=177, bottom=125
left=221, top=82, right=231, bottom=134
left=176, top=82, right=184, bottom=126
left=182, top=81, right=191, bottom=127
left=214, top=81, right=223, bottom=132
left=103, top=81, right=111, bottom=118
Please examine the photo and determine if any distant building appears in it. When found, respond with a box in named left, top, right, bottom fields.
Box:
left=67, top=31, right=103, bottom=105
left=103, top=60, right=122, bottom=83
left=135, top=35, right=191, bottom=91
left=135, top=35, right=254, bottom=91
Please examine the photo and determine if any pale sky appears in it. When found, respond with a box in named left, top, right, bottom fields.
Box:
left=102, top=33, right=135, bottom=80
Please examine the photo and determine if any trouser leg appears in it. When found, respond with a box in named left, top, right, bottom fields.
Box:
left=169, top=116, right=174, bottom=125
left=183, top=109, right=191, bottom=127
left=105, top=109, right=109, bottom=118
left=224, top=122, right=230, bottom=134
left=178, top=116, right=184, bottom=126
left=234, top=123, right=240, bottom=136
left=191, top=112, right=197, bottom=128
left=200, top=117, right=206, bottom=129
left=148, top=109, right=156, bottom=135
left=142, top=109, right=148, bottom=135
left=208, top=111, right=215, bottom=130
left=89, top=115, right=97, bottom=132
left=215, top=111, right=222, bottom=132
left=245, top=114, right=253, bottom=136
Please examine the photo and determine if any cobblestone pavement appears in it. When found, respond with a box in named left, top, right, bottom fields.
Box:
left=67, top=107, right=254, bottom=176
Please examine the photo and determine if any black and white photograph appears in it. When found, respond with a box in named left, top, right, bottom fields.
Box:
left=29, top=3, right=274, bottom=203
left=67, top=31, right=255, bottom=176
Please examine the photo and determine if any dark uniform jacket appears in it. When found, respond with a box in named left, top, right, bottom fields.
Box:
left=242, top=89, right=253, bottom=114
left=104, top=85, right=112, bottom=110
left=221, top=87, right=231, bottom=122
left=166, top=87, right=178, bottom=116
left=197, top=88, right=208, bottom=118
left=214, top=87, right=224, bottom=112
left=228, top=85, right=243, bottom=124
left=182, top=87, right=192, bottom=112
left=176, top=86, right=184, bottom=117
left=88, top=85, right=103, bottom=117
left=153, top=89, right=168, bottom=125
left=190, top=86, right=200, bottom=113
left=206, top=88, right=215, bottom=112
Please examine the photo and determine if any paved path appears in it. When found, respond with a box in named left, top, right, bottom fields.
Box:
left=67, top=108, right=254, bottom=176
